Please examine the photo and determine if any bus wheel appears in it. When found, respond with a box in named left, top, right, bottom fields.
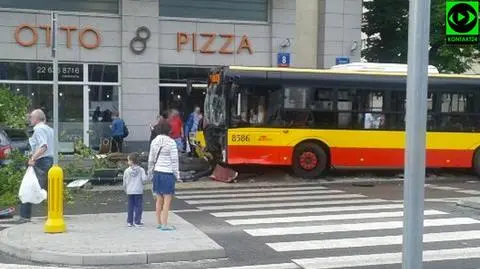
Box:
left=292, top=142, right=328, bottom=179
left=473, top=149, right=480, bottom=177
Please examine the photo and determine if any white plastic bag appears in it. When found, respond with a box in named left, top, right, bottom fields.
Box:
left=18, top=167, right=47, bottom=204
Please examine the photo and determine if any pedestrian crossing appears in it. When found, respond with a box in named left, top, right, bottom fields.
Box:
left=176, top=185, right=480, bottom=269
left=426, top=183, right=480, bottom=195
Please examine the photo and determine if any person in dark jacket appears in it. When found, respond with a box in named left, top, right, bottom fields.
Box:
left=110, top=111, right=125, bottom=152
left=150, top=111, right=168, bottom=143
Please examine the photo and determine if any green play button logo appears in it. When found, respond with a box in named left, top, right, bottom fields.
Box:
left=446, top=1, right=479, bottom=44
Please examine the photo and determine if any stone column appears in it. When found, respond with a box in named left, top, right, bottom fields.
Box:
left=121, top=0, right=159, bottom=148
left=317, top=0, right=362, bottom=68
left=294, top=0, right=319, bottom=68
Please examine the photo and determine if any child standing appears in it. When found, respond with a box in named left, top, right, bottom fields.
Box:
left=123, top=153, right=147, bottom=227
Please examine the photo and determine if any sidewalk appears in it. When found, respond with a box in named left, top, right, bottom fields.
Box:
left=0, top=212, right=225, bottom=266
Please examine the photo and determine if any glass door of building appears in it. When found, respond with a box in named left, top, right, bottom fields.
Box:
left=58, top=85, right=83, bottom=153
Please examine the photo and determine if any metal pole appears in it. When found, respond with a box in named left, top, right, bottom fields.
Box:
left=402, top=0, right=431, bottom=268
left=51, top=12, right=59, bottom=164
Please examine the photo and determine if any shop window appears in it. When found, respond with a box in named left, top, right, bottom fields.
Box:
left=0, top=62, right=82, bottom=81
left=159, top=66, right=211, bottom=83
left=2, top=84, right=53, bottom=120
left=88, top=85, right=119, bottom=149
left=0, top=0, right=119, bottom=14
left=88, top=65, right=118, bottom=83
left=159, top=0, right=268, bottom=21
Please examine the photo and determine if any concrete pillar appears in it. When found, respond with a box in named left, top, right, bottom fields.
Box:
left=120, top=0, right=160, bottom=144
left=294, top=0, right=319, bottom=68
left=317, top=0, right=362, bottom=68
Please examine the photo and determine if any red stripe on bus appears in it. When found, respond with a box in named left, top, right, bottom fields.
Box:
left=330, top=147, right=473, bottom=168
left=227, top=145, right=293, bottom=165
left=228, top=145, right=473, bottom=168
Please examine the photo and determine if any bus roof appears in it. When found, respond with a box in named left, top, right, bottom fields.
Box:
left=226, top=65, right=480, bottom=79
left=330, top=62, right=439, bottom=74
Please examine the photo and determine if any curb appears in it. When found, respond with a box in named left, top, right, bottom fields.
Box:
left=80, top=175, right=478, bottom=193
left=0, top=225, right=226, bottom=266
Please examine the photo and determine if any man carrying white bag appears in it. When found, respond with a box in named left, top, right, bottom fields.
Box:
left=18, top=109, right=54, bottom=222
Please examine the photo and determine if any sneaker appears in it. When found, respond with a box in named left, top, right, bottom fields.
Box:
left=127, top=223, right=134, bottom=227
left=156, top=224, right=163, bottom=229
left=160, top=225, right=176, bottom=231
left=134, top=223, right=144, bottom=228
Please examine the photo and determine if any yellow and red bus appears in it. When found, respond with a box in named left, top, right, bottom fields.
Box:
left=196, top=65, right=480, bottom=179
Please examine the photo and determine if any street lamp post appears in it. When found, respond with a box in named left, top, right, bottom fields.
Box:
left=402, top=0, right=432, bottom=268
left=51, top=12, right=59, bottom=165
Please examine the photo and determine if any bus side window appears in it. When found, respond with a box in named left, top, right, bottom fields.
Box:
left=438, top=92, right=475, bottom=131
left=310, top=88, right=335, bottom=128
left=337, top=89, right=354, bottom=129
left=354, top=90, right=385, bottom=130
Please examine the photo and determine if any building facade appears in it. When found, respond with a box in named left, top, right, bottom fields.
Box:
left=0, top=0, right=362, bottom=151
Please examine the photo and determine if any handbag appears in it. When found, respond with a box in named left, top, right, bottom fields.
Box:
left=148, top=146, right=162, bottom=181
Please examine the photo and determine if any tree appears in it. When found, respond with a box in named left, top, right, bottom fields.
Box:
left=362, top=0, right=480, bottom=73
left=0, top=86, right=30, bottom=128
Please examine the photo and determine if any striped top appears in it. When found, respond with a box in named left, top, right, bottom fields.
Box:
left=148, top=134, right=180, bottom=179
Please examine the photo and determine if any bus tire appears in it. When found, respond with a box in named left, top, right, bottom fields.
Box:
left=292, top=142, right=328, bottom=179
left=473, top=149, right=480, bottom=177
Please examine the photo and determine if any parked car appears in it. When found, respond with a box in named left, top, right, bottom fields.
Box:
left=0, top=129, right=12, bottom=166
left=4, top=128, right=31, bottom=154
left=0, top=127, right=30, bottom=166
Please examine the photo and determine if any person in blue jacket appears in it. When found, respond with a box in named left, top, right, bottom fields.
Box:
left=184, top=106, right=202, bottom=155
left=110, top=111, right=126, bottom=152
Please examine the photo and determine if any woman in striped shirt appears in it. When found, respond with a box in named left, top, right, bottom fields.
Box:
left=148, top=122, right=180, bottom=231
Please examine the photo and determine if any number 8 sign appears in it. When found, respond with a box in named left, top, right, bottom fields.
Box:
left=277, top=53, right=290, bottom=67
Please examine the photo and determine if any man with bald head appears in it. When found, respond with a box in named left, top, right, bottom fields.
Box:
left=20, top=109, right=54, bottom=221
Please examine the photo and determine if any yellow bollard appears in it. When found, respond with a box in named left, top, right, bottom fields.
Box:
left=44, top=164, right=66, bottom=233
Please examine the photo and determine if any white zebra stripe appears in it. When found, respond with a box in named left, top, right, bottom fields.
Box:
left=185, top=194, right=366, bottom=205
left=211, top=203, right=404, bottom=218
left=427, top=185, right=461, bottom=191
left=456, top=189, right=480, bottom=195
left=244, top=217, right=480, bottom=237
left=197, top=198, right=388, bottom=211
left=177, top=186, right=327, bottom=195
left=176, top=189, right=343, bottom=199
left=292, top=247, right=480, bottom=269
left=225, top=210, right=446, bottom=226
left=268, top=230, right=480, bottom=252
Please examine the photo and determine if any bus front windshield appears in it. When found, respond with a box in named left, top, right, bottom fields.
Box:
left=204, top=82, right=226, bottom=127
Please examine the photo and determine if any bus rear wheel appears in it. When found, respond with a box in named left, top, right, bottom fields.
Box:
left=473, top=149, right=480, bottom=177
left=292, top=142, right=328, bottom=179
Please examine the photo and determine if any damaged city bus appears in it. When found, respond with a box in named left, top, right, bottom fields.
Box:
left=194, top=65, right=480, bottom=179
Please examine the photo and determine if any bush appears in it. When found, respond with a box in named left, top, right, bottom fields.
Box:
left=0, top=86, right=73, bottom=206
left=0, top=150, right=74, bottom=207
left=0, top=150, right=27, bottom=207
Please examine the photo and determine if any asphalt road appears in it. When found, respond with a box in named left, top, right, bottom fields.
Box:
left=2, top=174, right=480, bottom=269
